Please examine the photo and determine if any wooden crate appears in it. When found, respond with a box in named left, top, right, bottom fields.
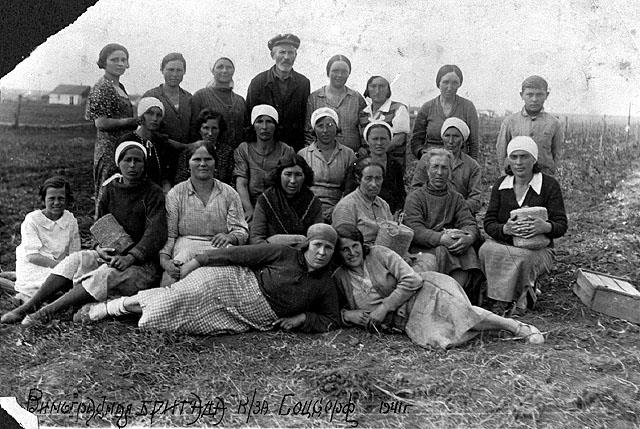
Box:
left=573, top=269, right=640, bottom=323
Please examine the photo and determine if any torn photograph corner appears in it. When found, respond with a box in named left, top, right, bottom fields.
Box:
left=0, top=397, right=39, bottom=429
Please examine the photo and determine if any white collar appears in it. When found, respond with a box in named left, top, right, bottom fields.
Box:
left=363, top=97, right=392, bottom=115
left=34, top=210, right=71, bottom=230
left=498, top=172, right=543, bottom=194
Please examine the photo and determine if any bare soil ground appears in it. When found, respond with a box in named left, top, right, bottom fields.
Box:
left=1, top=123, right=640, bottom=428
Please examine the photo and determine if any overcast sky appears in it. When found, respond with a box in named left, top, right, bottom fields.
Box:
left=1, top=0, right=638, bottom=116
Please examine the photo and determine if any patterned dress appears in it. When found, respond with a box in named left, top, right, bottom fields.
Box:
left=85, top=76, right=134, bottom=205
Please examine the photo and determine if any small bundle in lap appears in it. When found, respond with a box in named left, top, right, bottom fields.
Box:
left=510, top=206, right=550, bottom=250
left=90, top=214, right=135, bottom=255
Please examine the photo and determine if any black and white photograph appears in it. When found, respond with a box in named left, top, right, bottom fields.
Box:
left=1, top=0, right=639, bottom=427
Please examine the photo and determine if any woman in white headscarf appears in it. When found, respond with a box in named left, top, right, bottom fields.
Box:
left=119, top=96, right=177, bottom=193
left=234, top=104, right=295, bottom=220
left=480, top=136, right=568, bottom=315
left=359, top=74, right=411, bottom=173
left=2, top=141, right=167, bottom=325
left=411, top=117, right=482, bottom=214
left=298, top=107, right=356, bottom=222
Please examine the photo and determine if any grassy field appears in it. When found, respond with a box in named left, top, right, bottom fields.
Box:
left=1, top=117, right=640, bottom=428
left=0, top=101, right=88, bottom=126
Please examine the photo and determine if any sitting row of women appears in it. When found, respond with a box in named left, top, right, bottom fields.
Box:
left=1, top=131, right=560, bottom=348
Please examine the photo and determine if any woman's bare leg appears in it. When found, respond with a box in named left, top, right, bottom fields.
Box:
left=471, top=307, right=544, bottom=344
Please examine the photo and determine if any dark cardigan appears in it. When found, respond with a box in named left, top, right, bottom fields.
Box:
left=483, top=173, right=568, bottom=246
left=195, top=244, right=340, bottom=333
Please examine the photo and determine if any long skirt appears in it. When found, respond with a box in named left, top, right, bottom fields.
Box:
left=137, top=265, right=278, bottom=335
left=410, top=245, right=480, bottom=275
left=160, top=236, right=219, bottom=287
left=405, top=271, right=485, bottom=349
left=478, top=239, right=554, bottom=309
left=52, top=250, right=159, bottom=301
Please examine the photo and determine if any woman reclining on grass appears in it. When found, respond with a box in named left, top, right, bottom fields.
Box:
left=75, top=224, right=341, bottom=335
left=333, top=224, right=544, bottom=348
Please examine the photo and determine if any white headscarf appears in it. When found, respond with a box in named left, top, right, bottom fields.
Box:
left=137, top=97, right=165, bottom=118
left=363, top=120, right=392, bottom=141
left=440, top=117, right=470, bottom=142
left=310, top=107, right=339, bottom=129
left=114, top=141, right=147, bottom=164
left=507, top=136, right=539, bottom=161
left=251, top=104, right=279, bottom=124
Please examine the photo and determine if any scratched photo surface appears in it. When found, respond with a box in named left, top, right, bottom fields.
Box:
left=1, top=1, right=640, bottom=428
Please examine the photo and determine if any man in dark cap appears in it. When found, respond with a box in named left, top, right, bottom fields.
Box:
left=496, top=75, right=563, bottom=175
left=246, top=33, right=310, bottom=151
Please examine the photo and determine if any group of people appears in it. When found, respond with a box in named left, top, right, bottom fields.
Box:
left=0, top=33, right=569, bottom=349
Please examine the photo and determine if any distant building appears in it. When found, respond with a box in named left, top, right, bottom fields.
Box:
left=48, top=84, right=90, bottom=105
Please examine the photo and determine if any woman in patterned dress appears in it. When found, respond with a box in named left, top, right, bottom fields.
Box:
left=85, top=43, right=138, bottom=212
left=77, top=224, right=340, bottom=336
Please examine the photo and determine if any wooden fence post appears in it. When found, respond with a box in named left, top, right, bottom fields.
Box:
left=13, top=94, right=22, bottom=128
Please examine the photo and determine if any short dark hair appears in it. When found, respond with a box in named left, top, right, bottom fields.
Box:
left=195, top=108, right=227, bottom=139
left=326, top=54, right=352, bottom=76
left=352, top=156, right=386, bottom=183
left=334, top=224, right=371, bottom=265
left=185, top=139, right=219, bottom=166
left=363, top=75, right=391, bottom=99
left=161, top=52, right=186, bottom=71
left=505, top=163, right=543, bottom=175
left=436, top=64, right=463, bottom=87
left=39, top=176, right=73, bottom=205
left=268, top=154, right=315, bottom=190
left=97, top=43, right=129, bottom=69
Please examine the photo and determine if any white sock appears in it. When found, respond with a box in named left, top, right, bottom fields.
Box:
left=107, top=297, right=130, bottom=316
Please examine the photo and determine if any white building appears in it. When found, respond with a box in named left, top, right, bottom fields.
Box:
left=48, top=84, right=90, bottom=105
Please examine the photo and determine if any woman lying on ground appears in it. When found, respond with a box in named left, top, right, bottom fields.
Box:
left=0, top=177, right=80, bottom=305
left=159, top=139, right=248, bottom=287
left=1, top=141, right=167, bottom=325
left=333, top=225, right=544, bottom=348
left=332, top=157, right=393, bottom=246
left=76, top=224, right=341, bottom=335
left=480, top=136, right=568, bottom=316
left=249, top=154, right=323, bottom=246
left=404, top=148, right=482, bottom=300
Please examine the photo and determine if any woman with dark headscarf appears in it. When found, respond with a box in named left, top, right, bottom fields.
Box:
left=305, top=55, right=367, bottom=154
left=249, top=154, right=323, bottom=246
left=85, top=43, right=138, bottom=210
left=410, top=65, right=479, bottom=160
left=142, top=52, right=192, bottom=144
left=190, top=57, right=246, bottom=151
left=76, top=224, right=340, bottom=335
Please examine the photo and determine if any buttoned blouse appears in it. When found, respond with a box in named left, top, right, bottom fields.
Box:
left=496, top=108, right=563, bottom=175
left=160, top=179, right=248, bottom=257
left=305, top=86, right=367, bottom=152
left=15, top=210, right=81, bottom=296
left=298, top=142, right=356, bottom=211
left=332, top=188, right=393, bottom=245
left=233, top=141, right=295, bottom=204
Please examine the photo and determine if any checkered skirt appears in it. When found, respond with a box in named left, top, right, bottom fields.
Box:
left=137, top=265, right=277, bottom=335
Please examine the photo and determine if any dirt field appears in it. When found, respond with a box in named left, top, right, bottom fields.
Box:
left=1, top=118, right=640, bottom=428
left=0, top=101, right=88, bottom=126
